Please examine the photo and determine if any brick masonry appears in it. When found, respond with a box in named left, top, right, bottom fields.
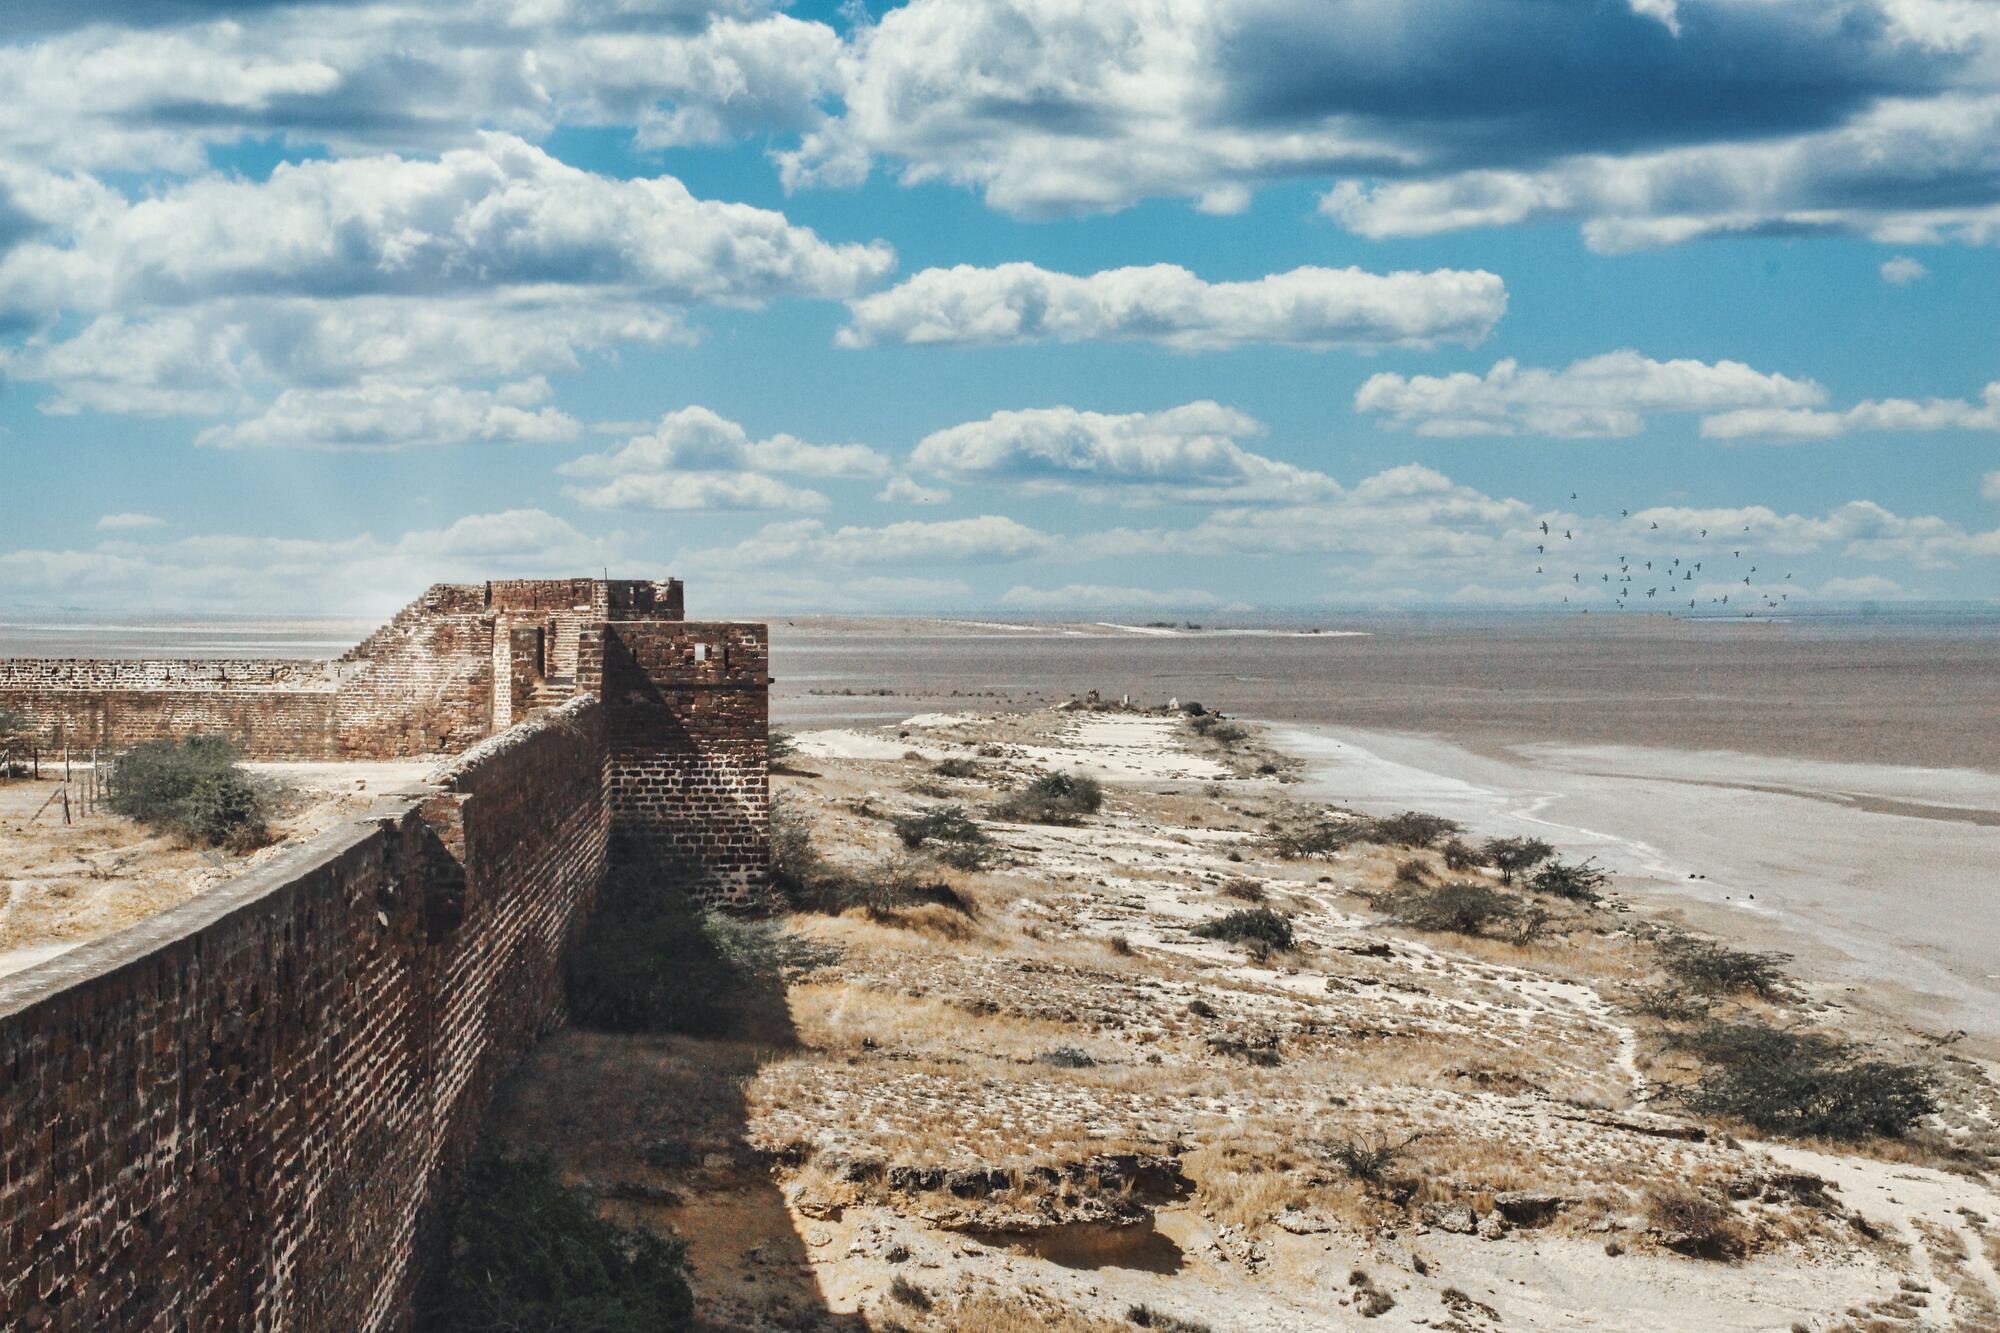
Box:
left=0, top=578, right=694, bottom=762
left=0, top=577, right=770, bottom=1329
left=0, top=698, right=610, bottom=1332
left=580, top=621, right=773, bottom=909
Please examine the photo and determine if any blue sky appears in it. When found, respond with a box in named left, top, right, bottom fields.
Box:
left=1, top=0, right=1996, bottom=616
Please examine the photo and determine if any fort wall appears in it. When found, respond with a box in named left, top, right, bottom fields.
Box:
left=582, top=620, right=772, bottom=908
left=0, top=578, right=690, bottom=761
left=0, top=698, right=610, bottom=1332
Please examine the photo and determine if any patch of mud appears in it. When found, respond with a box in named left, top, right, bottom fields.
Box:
left=964, top=1216, right=1187, bottom=1274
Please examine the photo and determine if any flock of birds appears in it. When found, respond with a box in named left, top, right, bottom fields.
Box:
left=1533, top=493, right=1794, bottom=618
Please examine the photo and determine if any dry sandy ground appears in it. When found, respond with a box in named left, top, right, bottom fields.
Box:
left=0, top=759, right=433, bottom=977
left=490, top=706, right=2000, bottom=1332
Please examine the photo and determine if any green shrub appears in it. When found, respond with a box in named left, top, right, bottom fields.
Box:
left=1192, top=906, right=1294, bottom=951
left=768, top=728, right=797, bottom=761
left=1392, top=858, right=1430, bottom=885
left=990, top=770, right=1104, bottom=824
left=567, top=856, right=746, bottom=1034
left=1360, top=810, right=1463, bottom=849
left=427, top=1154, right=692, bottom=1333
left=770, top=794, right=819, bottom=893
left=106, top=735, right=274, bottom=850
left=1526, top=857, right=1608, bottom=903
left=1440, top=838, right=1487, bottom=872
left=1658, top=933, right=1795, bottom=999
left=1376, top=881, right=1543, bottom=940
left=1263, top=812, right=1364, bottom=859
left=1218, top=877, right=1265, bottom=902
left=932, top=756, right=981, bottom=778
left=892, top=804, right=990, bottom=849
left=1187, top=713, right=1250, bottom=745
left=1664, top=1021, right=1938, bottom=1139
left=929, top=840, right=995, bottom=871
left=1482, top=836, right=1554, bottom=884
left=1037, top=1045, right=1097, bottom=1069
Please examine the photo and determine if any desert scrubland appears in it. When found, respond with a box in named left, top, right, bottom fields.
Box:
left=486, top=703, right=2000, bottom=1332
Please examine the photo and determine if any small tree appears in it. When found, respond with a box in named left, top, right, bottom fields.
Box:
left=1526, top=857, right=1608, bottom=903
left=1263, top=811, right=1365, bottom=859
left=105, top=735, right=274, bottom=850
left=990, top=770, right=1104, bottom=825
left=1665, top=1021, right=1937, bottom=1140
left=1192, top=906, right=1295, bottom=951
left=1658, top=933, right=1795, bottom=1000
left=1361, top=811, right=1463, bottom=849
left=1377, top=881, right=1544, bottom=941
left=1440, top=838, right=1487, bottom=872
left=1482, top=836, right=1554, bottom=885
left=768, top=792, right=819, bottom=898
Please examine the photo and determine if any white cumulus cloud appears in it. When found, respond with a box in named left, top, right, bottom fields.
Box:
left=559, top=405, right=889, bottom=512
left=0, top=507, right=631, bottom=614
left=838, top=262, right=1506, bottom=350
left=911, top=401, right=1337, bottom=503
left=1818, top=575, right=1907, bottom=598
left=1700, top=382, right=2000, bottom=441
left=196, top=378, right=581, bottom=450
left=1880, top=255, right=1930, bottom=285
left=877, top=475, right=952, bottom=505
left=1356, top=351, right=1826, bottom=438
left=95, top=512, right=166, bottom=532
left=0, top=135, right=895, bottom=442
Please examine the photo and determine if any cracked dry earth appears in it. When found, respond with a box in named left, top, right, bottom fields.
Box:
left=488, top=709, right=2000, bottom=1332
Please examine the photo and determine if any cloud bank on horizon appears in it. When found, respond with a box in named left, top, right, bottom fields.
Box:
left=1, top=0, right=1997, bottom=615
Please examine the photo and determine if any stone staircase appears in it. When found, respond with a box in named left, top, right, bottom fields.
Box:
left=525, top=674, right=576, bottom=714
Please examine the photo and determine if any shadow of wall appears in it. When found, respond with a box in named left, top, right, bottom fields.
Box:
left=473, top=901, right=864, bottom=1330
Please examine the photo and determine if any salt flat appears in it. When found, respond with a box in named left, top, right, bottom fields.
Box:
left=1276, top=724, right=2000, bottom=1057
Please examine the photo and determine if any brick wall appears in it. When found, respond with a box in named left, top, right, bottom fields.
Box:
left=580, top=621, right=772, bottom=908
left=0, top=580, right=707, bottom=763
left=0, top=699, right=609, bottom=1332
left=0, top=585, right=496, bottom=760
left=0, top=660, right=341, bottom=756
left=332, top=585, right=495, bottom=757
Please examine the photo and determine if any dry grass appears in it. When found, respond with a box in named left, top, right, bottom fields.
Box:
left=942, top=1294, right=1129, bottom=1332
left=0, top=771, right=387, bottom=959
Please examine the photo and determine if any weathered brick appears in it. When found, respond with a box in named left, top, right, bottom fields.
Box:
left=0, top=576, right=769, bottom=1330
